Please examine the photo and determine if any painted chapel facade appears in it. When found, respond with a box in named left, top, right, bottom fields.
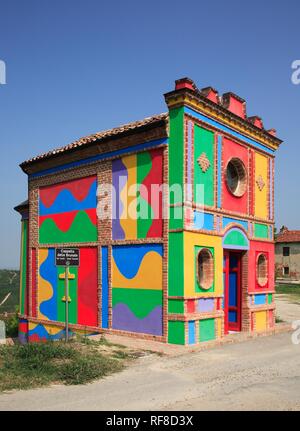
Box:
left=15, top=77, right=282, bottom=345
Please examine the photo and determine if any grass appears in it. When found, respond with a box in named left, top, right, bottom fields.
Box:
left=2, top=308, right=19, bottom=338
left=0, top=270, right=19, bottom=313
left=276, top=284, right=300, bottom=302
left=276, top=284, right=300, bottom=294
left=0, top=336, right=137, bottom=392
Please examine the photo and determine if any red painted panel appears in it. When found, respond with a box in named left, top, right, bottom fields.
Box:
left=144, top=148, right=163, bottom=238
left=249, top=150, right=254, bottom=216
left=206, top=90, right=218, bottom=103
left=248, top=240, right=274, bottom=293
left=31, top=248, right=37, bottom=317
left=40, top=175, right=96, bottom=208
left=39, top=208, right=97, bottom=231
left=227, top=97, right=245, bottom=118
left=268, top=310, right=274, bottom=328
left=222, top=138, right=249, bottom=214
left=187, top=299, right=195, bottom=313
left=78, top=247, right=98, bottom=327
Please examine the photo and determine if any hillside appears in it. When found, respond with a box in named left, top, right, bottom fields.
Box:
left=0, top=269, right=19, bottom=313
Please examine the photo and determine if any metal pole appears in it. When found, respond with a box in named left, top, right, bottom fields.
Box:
left=65, top=263, right=69, bottom=342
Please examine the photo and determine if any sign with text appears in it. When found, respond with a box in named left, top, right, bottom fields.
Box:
left=55, top=248, right=80, bottom=266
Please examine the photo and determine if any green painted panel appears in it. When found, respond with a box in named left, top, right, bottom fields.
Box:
left=20, top=220, right=28, bottom=315
left=199, top=318, right=215, bottom=342
left=169, top=205, right=183, bottom=230
left=168, top=299, right=184, bottom=314
left=268, top=293, right=273, bottom=304
left=112, top=288, right=162, bottom=319
left=137, top=151, right=153, bottom=238
left=254, top=223, right=269, bottom=239
left=169, top=107, right=184, bottom=205
left=57, top=266, right=78, bottom=324
left=39, top=211, right=97, bottom=244
left=223, top=230, right=248, bottom=247
left=168, top=232, right=184, bottom=296
left=168, top=320, right=185, bottom=344
left=193, top=125, right=214, bottom=206
left=194, top=246, right=215, bottom=293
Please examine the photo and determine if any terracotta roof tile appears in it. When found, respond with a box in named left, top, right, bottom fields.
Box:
left=276, top=230, right=300, bottom=243
left=20, top=112, right=168, bottom=167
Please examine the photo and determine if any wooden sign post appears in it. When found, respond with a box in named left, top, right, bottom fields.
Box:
left=55, top=248, right=80, bottom=342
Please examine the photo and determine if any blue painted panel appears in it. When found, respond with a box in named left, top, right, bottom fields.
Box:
left=29, top=138, right=168, bottom=179
left=223, top=216, right=248, bottom=232
left=229, top=310, right=237, bottom=323
left=39, top=180, right=97, bottom=215
left=188, top=321, right=196, bottom=345
left=184, top=107, right=275, bottom=155
left=112, top=244, right=163, bottom=279
left=101, top=246, right=109, bottom=329
left=229, top=273, right=237, bottom=306
left=254, top=294, right=266, bottom=305
left=193, top=211, right=214, bottom=230
left=39, top=248, right=58, bottom=321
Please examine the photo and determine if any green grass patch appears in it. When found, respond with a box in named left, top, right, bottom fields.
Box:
left=0, top=338, right=132, bottom=392
left=0, top=270, right=19, bottom=313
left=276, top=284, right=300, bottom=294
left=2, top=308, right=19, bottom=338
left=276, top=284, right=300, bottom=302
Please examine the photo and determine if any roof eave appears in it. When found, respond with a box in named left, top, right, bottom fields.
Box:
left=20, top=115, right=169, bottom=175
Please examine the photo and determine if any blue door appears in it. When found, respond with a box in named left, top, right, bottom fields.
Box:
left=224, top=251, right=242, bottom=333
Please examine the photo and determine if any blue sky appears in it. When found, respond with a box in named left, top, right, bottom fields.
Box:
left=0, top=0, right=299, bottom=268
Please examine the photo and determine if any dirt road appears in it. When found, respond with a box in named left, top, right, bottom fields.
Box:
left=0, top=330, right=299, bottom=411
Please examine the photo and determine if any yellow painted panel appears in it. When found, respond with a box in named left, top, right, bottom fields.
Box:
left=112, top=250, right=163, bottom=290
left=255, top=310, right=267, bottom=331
left=254, top=152, right=268, bottom=219
left=184, top=232, right=223, bottom=297
left=37, top=249, right=52, bottom=321
left=120, top=154, right=137, bottom=239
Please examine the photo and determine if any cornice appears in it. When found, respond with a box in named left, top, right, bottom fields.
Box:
left=164, top=89, right=282, bottom=151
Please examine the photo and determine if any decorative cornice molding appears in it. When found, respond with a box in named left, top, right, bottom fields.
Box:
left=164, top=89, right=281, bottom=151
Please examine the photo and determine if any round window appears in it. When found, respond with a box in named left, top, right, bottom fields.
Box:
left=257, top=253, right=268, bottom=287
left=226, top=158, right=247, bottom=197
left=197, top=248, right=214, bottom=290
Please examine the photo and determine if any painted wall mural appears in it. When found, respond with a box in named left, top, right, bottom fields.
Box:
left=222, top=137, right=248, bottom=214
left=17, top=78, right=280, bottom=346
left=39, top=176, right=97, bottom=244
left=112, top=244, right=163, bottom=335
left=112, top=149, right=163, bottom=240
left=193, top=125, right=214, bottom=206
left=19, top=220, right=28, bottom=315
left=37, top=247, right=98, bottom=327
left=27, top=321, right=97, bottom=343
left=254, top=152, right=269, bottom=220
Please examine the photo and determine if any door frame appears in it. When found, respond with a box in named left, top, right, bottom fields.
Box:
left=223, top=250, right=242, bottom=334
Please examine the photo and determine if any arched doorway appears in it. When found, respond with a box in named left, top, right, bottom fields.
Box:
left=222, top=227, right=249, bottom=334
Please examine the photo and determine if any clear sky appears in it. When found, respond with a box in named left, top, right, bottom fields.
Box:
left=0, top=0, right=299, bottom=268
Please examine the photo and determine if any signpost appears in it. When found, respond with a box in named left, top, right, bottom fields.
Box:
left=55, top=248, right=80, bottom=342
